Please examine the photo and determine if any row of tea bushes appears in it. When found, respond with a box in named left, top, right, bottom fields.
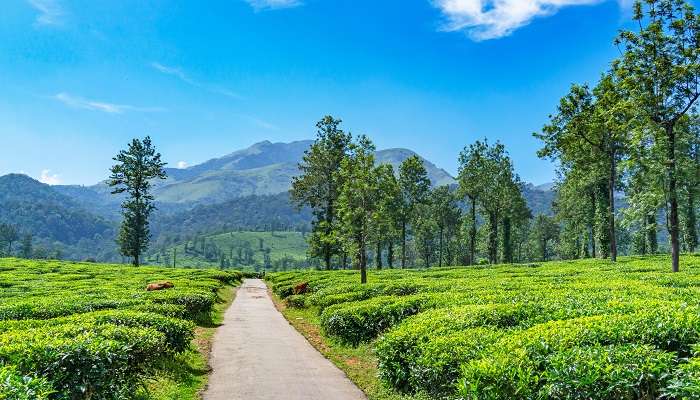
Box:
left=0, top=258, right=241, bottom=399
left=268, top=254, right=700, bottom=399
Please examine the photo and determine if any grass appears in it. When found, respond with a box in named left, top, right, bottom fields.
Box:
left=138, top=285, right=237, bottom=400
left=270, top=290, right=426, bottom=400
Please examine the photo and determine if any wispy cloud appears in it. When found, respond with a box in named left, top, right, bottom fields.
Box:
left=431, top=0, right=619, bottom=41
left=246, top=115, right=279, bottom=130
left=151, top=62, right=243, bottom=100
left=39, top=169, right=62, bottom=185
left=53, top=93, right=165, bottom=114
left=245, top=0, right=302, bottom=11
left=27, top=0, right=65, bottom=27
left=176, top=161, right=189, bottom=169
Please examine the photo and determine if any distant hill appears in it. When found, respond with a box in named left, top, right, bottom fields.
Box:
left=124, top=140, right=458, bottom=204
left=0, top=141, right=555, bottom=262
left=0, top=174, right=117, bottom=259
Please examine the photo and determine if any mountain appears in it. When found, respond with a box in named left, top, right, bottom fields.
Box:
left=0, top=174, right=117, bottom=259
left=0, top=141, right=555, bottom=262
left=374, top=148, right=455, bottom=187
left=133, top=140, right=457, bottom=204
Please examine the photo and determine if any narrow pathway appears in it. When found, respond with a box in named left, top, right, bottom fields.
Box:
left=203, top=279, right=367, bottom=400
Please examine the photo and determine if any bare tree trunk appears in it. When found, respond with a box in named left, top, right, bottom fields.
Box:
left=438, top=225, right=444, bottom=268
left=360, top=245, right=367, bottom=284
left=488, top=212, right=498, bottom=264
left=667, top=125, right=680, bottom=272
left=469, top=198, right=477, bottom=265
left=401, top=220, right=407, bottom=269
left=388, top=242, right=394, bottom=268
left=647, top=213, right=658, bottom=253
left=608, top=153, right=617, bottom=262
left=376, top=240, right=383, bottom=270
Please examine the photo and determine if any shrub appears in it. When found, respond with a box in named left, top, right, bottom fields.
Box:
left=539, top=344, right=676, bottom=400
left=320, top=295, right=431, bottom=345
left=0, top=324, right=166, bottom=398
left=459, top=307, right=700, bottom=399
left=0, top=366, right=54, bottom=400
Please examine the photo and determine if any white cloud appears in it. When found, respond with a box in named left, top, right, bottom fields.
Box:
left=53, top=93, right=165, bottom=114
left=177, top=161, right=189, bottom=169
left=151, top=62, right=243, bottom=100
left=27, top=0, right=64, bottom=27
left=431, top=0, right=610, bottom=41
left=39, top=169, right=62, bottom=185
left=245, top=0, right=302, bottom=11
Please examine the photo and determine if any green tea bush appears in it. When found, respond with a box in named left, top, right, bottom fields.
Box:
left=0, top=258, right=241, bottom=399
left=320, top=295, right=431, bottom=345
left=459, top=307, right=700, bottom=399
left=270, top=255, right=700, bottom=399
left=538, top=344, right=675, bottom=400
left=0, top=366, right=54, bottom=400
left=0, top=324, right=165, bottom=398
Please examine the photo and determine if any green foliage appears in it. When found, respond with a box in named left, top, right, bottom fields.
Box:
left=268, top=255, right=700, bottom=399
left=291, top=116, right=353, bottom=270
left=0, top=258, right=241, bottom=398
left=109, top=136, right=167, bottom=266
left=0, top=366, right=53, bottom=400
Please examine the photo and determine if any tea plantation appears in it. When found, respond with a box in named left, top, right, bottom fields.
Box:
left=268, top=255, right=700, bottom=400
left=0, top=258, right=241, bottom=399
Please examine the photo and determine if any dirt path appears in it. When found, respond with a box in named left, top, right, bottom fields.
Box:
left=203, top=279, right=367, bottom=400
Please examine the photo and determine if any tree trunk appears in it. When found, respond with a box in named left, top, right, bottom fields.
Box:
left=342, top=253, right=348, bottom=270
left=388, top=242, right=394, bottom=268
left=502, top=217, right=512, bottom=263
left=401, top=220, right=407, bottom=269
left=589, top=191, right=596, bottom=258
left=469, top=198, right=477, bottom=265
left=324, top=249, right=332, bottom=271
left=684, top=189, right=697, bottom=252
left=667, top=124, right=680, bottom=272
left=376, top=240, right=383, bottom=270
left=438, top=225, right=444, bottom=268
left=608, top=153, right=617, bottom=262
left=488, top=212, right=498, bottom=264
left=360, top=246, right=367, bottom=284
left=134, top=254, right=140, bottom=267
left=646, top=213, right=658, bottom=254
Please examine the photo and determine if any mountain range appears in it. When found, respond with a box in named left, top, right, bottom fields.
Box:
left=0, top=140, right=554, bottom=261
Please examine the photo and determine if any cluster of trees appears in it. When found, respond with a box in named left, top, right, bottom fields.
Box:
left=536, top=0, right=699, bottom=272
left=0, top=223, right=62, bottom=259
left=292, top=117, right=538, bottom=282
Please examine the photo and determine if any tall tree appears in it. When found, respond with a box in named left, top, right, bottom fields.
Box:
left=536, top=74, right=630, bottom=262
left=337, top=136, right=380, bottom=284
left=531, top=214, right=560, bottom=261
left=501, top=181, right=531, bottom=263
left=430, top=186, right=462, bottom=267
left=475, top=140, right=523, bottom=264
left=374, top=164, right=401, bottom=269
left=398, top=156, right=431, bottom=268
left=291, top=116, right=353, bottom=270
left=615, top=0, right=700, bottom=271
left=457, top=141, right=489, bottom=265
left=0, top=224, right=19, bottom=256
left=678, top=115, right=700, bottom=252
left=20, top=234, right=32, bottom=259
left=109, top=136, right=167, bottom=267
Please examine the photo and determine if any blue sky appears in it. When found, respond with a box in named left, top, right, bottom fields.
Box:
left=1, top=0, right=637, bottom=186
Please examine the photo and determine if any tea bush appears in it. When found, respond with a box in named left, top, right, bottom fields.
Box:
left=269, top=254, right=700, bottom=399
left=0, top=258, right=241, bottom=399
